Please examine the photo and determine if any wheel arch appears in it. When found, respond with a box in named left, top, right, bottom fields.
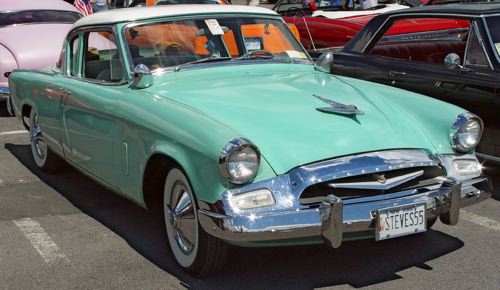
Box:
left=142, top=153, right=182, bottom=212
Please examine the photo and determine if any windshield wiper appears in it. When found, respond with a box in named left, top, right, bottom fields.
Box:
left=173, top=56, right=232, bottom=72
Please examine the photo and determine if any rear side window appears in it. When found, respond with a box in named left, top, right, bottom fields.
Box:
left=83, top=30, right=124, bottom=83
left=0, top=10, right=81, bottom=27
left=369, top=17, right=471, bottom=65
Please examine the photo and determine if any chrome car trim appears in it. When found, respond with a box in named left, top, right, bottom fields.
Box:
left=450, top=112, right=484, bottom=153
left=218, top=137, right=260, bottom=185
left=198, top=179, right=490, bottom=244
left=328, top=170, right=424, bottom=190
left=313, top=94, right=364, bottom=115
left=197, top=149, right=491, bottom=245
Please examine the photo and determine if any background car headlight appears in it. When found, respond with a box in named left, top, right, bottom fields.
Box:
left=219, top=138, right=260, bottom=184
left=452, top=114, right=483, bottom=153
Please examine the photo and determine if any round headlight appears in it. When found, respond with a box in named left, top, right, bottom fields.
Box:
left=452, top=114, right=483, bottom=153
left=219, top=138, right=260, bottom=184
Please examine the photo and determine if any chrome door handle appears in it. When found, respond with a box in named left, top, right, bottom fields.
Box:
left=388, top=71, right=407, bottom=77
left=59, top=88, right=71, bottom=95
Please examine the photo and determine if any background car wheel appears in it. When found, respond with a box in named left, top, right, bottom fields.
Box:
left=29, top=110, right=62, bottom=173
left=427, top=217, right=438, bottom=229
left=164, top=168, right=228, bottom=277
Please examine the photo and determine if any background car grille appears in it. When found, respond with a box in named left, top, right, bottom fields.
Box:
left=299, top=166, right=445, bottom=204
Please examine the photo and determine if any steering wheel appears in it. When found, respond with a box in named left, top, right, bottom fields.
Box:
left=240, top=50, right=275, bottom=59
left=285, top=6, right=307, bottom=18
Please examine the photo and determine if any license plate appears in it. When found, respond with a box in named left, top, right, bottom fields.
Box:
left=244, top=38, right=262, bottom=51
left=376, top=203, right=426, bottom=241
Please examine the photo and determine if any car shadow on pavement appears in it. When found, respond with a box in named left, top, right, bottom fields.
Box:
left=6, top=143, right=467, bottom=289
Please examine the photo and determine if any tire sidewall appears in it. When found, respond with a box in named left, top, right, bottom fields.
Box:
left=164, top=168, right=200, bottom=269
left=29, top=109, right=47, bottom=168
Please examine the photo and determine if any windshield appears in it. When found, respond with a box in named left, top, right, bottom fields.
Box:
left=0, top=10, right=81, bottom=28
left=485, top=16, right=500, bottom=62
left=124, top=17, right=310, bottom=71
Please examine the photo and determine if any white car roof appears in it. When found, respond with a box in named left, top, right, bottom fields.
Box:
left=73, top=5, right=278, bottom=29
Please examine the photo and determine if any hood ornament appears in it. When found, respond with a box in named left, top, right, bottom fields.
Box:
left=313, top=94, right=364, bottom=116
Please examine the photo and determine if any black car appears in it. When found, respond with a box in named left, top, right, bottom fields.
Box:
left=329, top=4, right=500, bottom=162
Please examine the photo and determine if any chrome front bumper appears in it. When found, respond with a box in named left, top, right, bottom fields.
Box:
left=198, top=150, right=491, bottom=247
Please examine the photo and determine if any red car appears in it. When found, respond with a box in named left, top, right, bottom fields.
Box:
left=274, top=0, right=468, bottom=56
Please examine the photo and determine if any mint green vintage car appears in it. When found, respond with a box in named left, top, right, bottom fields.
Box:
left=9, top=5, right=491, bottom=276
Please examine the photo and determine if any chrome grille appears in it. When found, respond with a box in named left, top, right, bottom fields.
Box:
left=299, top=166, right=445, bottom=204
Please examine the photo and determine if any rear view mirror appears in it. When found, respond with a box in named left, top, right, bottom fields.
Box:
left=131, top=64, right=153, bottom=89
left=314, top=52, right=333, bottom=73
left=444, top=53, right=461, bottom=70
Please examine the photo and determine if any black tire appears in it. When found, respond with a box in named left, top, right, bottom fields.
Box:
left=427, top=217, right=438, bottom=229
left=29, top=109, right=62, bottom=173
left=163, top=168, right=228, bottom=277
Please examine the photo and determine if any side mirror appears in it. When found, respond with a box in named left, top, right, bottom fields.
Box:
left=131, top=64, right=153, bottom=89
left=444, top=53, right=461, bottom=70
left=314, top=51, right=333, bottom=73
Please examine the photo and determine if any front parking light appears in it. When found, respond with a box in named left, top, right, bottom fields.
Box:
left=231, top=189, right=274, bottom=210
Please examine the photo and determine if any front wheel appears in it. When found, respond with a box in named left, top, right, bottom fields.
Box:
left=164, top=168, right=228, bottom=277
left=29, top=109, right=62, bottom=173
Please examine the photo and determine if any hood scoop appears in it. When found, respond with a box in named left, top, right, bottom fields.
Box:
left=313, top=94, right=364, bottom=116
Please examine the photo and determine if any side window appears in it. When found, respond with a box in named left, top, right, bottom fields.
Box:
left=83, top=30, right=123, bottom=82
left=464, top=24, right=489, bottom=68
left=69, top=36, right=80, bottom=77
left=369, top=18, right=471, bottom=65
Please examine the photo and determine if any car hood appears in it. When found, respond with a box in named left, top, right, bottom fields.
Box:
left=0, top=24, right=71, bottom=70
left=152, top=63, right=462, bottom=175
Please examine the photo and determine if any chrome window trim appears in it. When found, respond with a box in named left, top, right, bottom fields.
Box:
left=463, top=20, right=494, bottom=70
left=482, top=14, right=500, bottom=64
left=64, top=25, right=129, bottom=87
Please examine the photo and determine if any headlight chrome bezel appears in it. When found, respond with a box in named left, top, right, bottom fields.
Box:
left=219, top=137, right=261, bottom=185
left=451, top=112, right=483, bottom=153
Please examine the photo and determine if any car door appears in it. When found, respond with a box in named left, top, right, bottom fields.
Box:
left=60, top=27, right=126, bottom=187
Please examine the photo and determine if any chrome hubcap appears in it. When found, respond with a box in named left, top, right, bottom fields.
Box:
left=30, top=114, right=46, bottom=159
left=168, top=183, right=196, bottom=255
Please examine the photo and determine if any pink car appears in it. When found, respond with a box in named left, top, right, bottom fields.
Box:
left=0, top=0, right=81, bottom=115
